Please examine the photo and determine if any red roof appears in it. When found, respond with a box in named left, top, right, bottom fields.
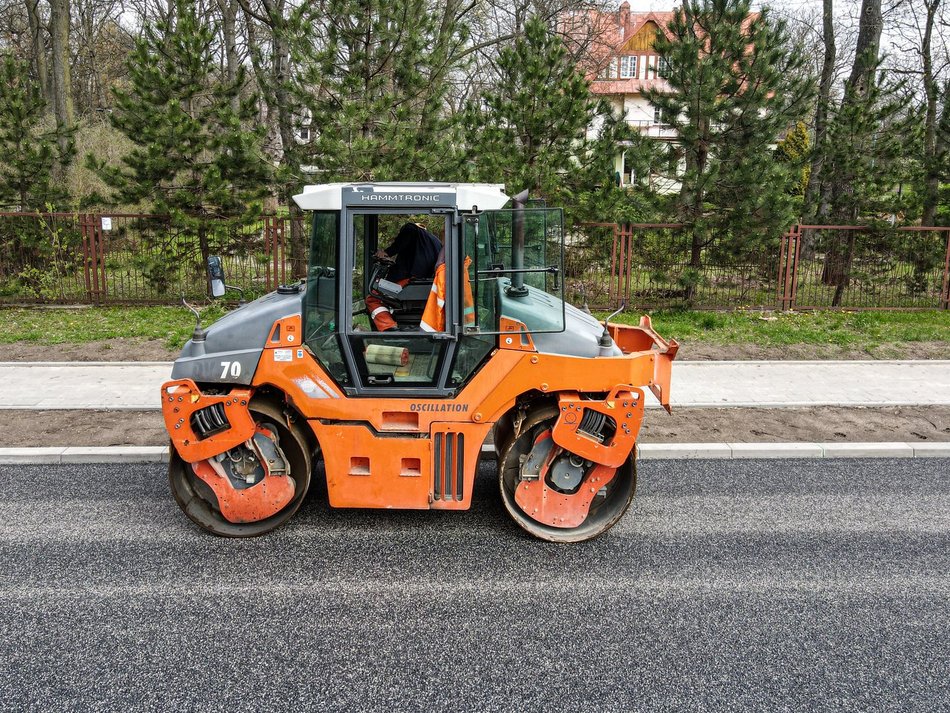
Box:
left=562, top=6, right=675, bottom=95
left=569, top=4, right=758, bottom=97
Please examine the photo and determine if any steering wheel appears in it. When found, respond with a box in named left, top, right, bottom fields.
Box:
left=369, top=253, right=397, bottom=292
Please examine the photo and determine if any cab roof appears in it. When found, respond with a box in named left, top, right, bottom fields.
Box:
left=292, top=182, right=509, bottom=212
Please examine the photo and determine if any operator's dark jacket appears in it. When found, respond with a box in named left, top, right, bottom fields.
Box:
left=385, top=223, right=442, bottom=282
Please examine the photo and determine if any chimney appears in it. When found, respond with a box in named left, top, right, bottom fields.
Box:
left=618, top=1, right=630, bottom=33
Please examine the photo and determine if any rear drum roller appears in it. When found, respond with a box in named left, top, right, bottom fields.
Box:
left=498, top=405, right=636, bottom=543
left=169, top=401, right=312, bottom=537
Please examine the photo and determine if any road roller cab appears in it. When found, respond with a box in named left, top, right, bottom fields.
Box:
left=162, top=183, right=678, bottom=541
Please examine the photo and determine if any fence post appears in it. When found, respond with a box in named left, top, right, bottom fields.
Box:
left=278, top=217, right=287, bottom=286
left=80, top=214, right=93, bottom=304
left=623, top=224, right=634, bottom=304
left=264, top=216, right=276, bottom=291
left=776, top=226, right=788, bottom=310
left=609, top=224, right=618, bottom=305
left=80, top=214, right=107, bottom=305
left=789, top=224, right=801, bottom=310
left=616, top=224, right=627, bottom=306
left=96, top=215, right=107, bottom=302
left=776, top=224, right=800, bottom=311
left=265, top=216, right=287, bottom=290
left=941, top=228, right=950, bottom=310
left=263, top=216, right=270, bottom=290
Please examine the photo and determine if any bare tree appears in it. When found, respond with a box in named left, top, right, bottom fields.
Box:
left=49, top=0, right=73, bottom=176
left=804, top=0, right=836, bottom=223
left=236, top=0, right=295, bottom=171
left=215, top=0, right=240, bottom=111
left=23, top=0, right=49, bottom=102
left=71, top=0, right=131, bottom=116
left=891, top=0, right=949, bottom=225
left=824, top=0, right=884, bottom=224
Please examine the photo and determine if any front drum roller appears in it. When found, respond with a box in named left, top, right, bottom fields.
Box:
left=169, top=400, right=312, bottom=537
left=498, top=405, right=637, bottom=543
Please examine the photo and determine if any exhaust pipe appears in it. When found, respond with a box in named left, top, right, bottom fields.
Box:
left=509, top=189, right=530, bottom=296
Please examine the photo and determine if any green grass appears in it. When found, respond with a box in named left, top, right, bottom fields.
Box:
left=603, top=309, right=950, bottom=348
left=3, top=305, right=949, bottom=353
left=0, top=305, right=228, bottom=349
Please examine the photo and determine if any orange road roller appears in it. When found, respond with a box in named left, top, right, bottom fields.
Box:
left=162, top=183, right=677, bottom=541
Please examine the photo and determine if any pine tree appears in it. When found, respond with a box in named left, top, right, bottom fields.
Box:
left=0, top=54, right=72, bottom=211
left=646, top=0, right=814, bottom=292
left=292, top=0, right=467, bottom=181
left=937, top=84, right=950, bottom=225
left=815, top=76, right=919, bottom=301
left=809, top=0, right=918, bottom=303
left=89, top=0, right=271, bottom=289
left=818, top=76, right=914, bottom=225
left=465, top=16, right=650, bottom=224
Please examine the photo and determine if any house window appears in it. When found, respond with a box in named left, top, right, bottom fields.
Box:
left=619, top=55, right=637, bottom=79
left=597, top=59, right=616, bottom=80
left=298, top=126, right=311, bottom=142
left=653, top=106, right=673, bottom=126
left=657, top=56, right=671, bottom=78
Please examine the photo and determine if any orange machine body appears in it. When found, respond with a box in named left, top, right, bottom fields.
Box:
left=162, top=313, right=678, bottom=513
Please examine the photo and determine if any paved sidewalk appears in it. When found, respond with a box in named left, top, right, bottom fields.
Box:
left=1, top=360, right=948, bottom=410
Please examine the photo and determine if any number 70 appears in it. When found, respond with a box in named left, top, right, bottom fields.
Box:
left=220, top=361, right=242, bottom=379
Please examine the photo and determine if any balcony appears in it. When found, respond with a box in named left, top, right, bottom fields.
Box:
left=626, top=119, right=678, bottom=139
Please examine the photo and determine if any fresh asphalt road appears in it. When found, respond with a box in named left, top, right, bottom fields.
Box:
left=1, top=459, right=948, bottom=712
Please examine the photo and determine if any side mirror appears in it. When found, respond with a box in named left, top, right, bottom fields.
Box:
left=208, top=256, right=226, bottom=298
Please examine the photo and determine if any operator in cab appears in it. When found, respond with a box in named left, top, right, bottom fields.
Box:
left=367, top=222, right=442, bottom=331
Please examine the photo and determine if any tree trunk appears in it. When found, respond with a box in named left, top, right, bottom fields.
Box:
left=77, top=1, right=106, bottom=113
left=909, top=1, right=943, bottom=291
left=919, top=0, right=941, bottom=228
left=270, top=18, right=308, bottom=277
left=679, top=115, right=709, bottom=302
left=845, top=0, right=883, bottom=98
left=24, top=0, right=50, bottom=105
left=272, top=24, right=294, bottom=170
left=827, top=230, right=857, bottom=306
left=237, top=0, right=303, bottom=274
left=269, top=2, right=311, bottom=277
left=802, top=0, right=835, bottom=256
left=822, top=0, right=882, bottom=292
left=216, top=0, right=241, bottom=112
left=49, top=0, right=74, bottom=180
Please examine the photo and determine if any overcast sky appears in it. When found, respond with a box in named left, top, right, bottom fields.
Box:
left=611, top=0, right=936, bottom=61
left=616, top=0, right=825, bottom=12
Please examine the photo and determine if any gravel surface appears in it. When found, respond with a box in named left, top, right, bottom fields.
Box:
left=2, top=406, right=949, bottom=447
left=0, top=339, right=179, bottom=362
left=4, top=339, right=950, bottom=362
left=1, top=458, right=948, bottom=711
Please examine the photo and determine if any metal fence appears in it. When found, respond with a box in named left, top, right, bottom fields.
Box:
left=2, top=212, right=949, bottom=310
left=571, top=222, right=950, bottom=311
left=569, top=222, right=780, bottom=310
left=780, top=225, right=950, bottom=310
left=0, top=212, right=297, bottom=304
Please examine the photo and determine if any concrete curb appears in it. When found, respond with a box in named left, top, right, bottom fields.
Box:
left=0, top=446, right=170, bottom=464
left=1, top=442, right=948, bottom=465
left=636, top=442, right=950, bottom=459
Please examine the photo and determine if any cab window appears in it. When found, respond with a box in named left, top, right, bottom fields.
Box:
left=303, top=211, right=348, bottom=384
left=345, top=211, right=451, bottom=389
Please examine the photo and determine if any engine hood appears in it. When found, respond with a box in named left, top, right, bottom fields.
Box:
left=496, top=281, right=622, bottom=358
left=170, top=288, right=304, bottom=386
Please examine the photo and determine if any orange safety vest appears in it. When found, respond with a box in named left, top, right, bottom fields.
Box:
left=421, top=256, right=475, bottom=333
